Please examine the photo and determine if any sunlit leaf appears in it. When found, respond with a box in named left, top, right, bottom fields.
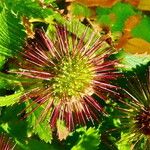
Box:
left=116, top=50, right=150, bottom=71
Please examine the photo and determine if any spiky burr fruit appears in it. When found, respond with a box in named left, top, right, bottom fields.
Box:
left=117, top=66, right=150, bottom=150
left=11, top=24, right=120, bottom=132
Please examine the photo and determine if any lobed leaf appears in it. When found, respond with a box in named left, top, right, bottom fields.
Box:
left=116, top=50, right=150, bottom=71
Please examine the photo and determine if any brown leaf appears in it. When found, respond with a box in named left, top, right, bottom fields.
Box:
left=124, top=38, right=150, bottom=54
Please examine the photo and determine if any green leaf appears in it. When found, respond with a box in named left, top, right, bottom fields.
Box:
left=27, top=102, right=52, bottom=143
left=116, top=50, right=150, bottom=71
left=71, top=127, right=100, bottom=150
left=0, top=91, right=22, bottom=106
left=2, top=0, right=55, bottom=19
left=0, top=9, right=26, bottom=56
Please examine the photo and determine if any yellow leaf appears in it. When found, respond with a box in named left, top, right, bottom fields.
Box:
left=124, top=38, right=150, bottom=54
left=138, top=0, right=150, bottom=11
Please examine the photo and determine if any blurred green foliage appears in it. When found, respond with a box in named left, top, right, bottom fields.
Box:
left=96, top=2, right=137, bottom=32
left=132, top=16, right=150, bottom=42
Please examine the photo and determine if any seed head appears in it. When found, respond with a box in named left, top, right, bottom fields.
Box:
left=117, top=66, right=150, bottom=149
left=12, top=25, right=120, bottom=132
